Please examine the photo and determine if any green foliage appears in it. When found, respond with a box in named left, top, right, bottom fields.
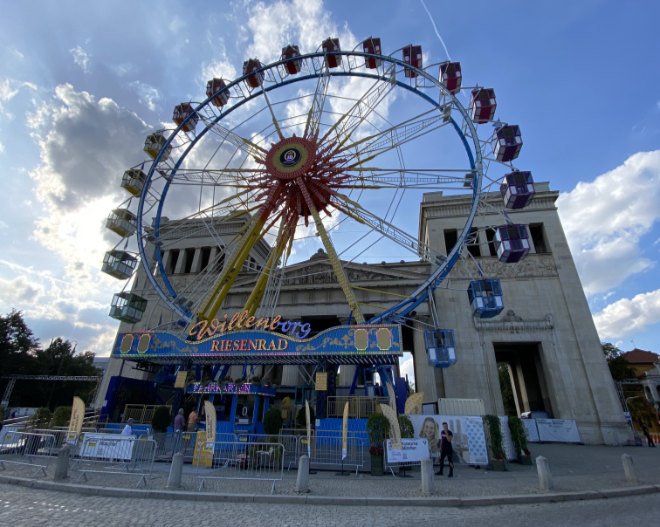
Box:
left=398, top=415, right=414, bottom=439
left=51, top=406, right=72, bottom=427
left=31, top=407, right=52, bottom=428
left=263, top=407, right=283, bottom=435
left=484, top=414, right=504, bottom=460
left=628, top=397, right=659, bottom=432
left=151, top=406, right=171, bottom=433
left=602, top=343, right=636, bottom=381
left=296, top=403, right=314, bottom=429
left=508, top=416, right=529, bottom=456
left=498, top=363, right=518, bottom=416
left=0, top=311, right=101, bottom=408
left=366, top=412, right=390, bottom=447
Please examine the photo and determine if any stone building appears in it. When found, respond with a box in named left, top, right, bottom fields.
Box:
left=97, top=182, right=632, bottom=444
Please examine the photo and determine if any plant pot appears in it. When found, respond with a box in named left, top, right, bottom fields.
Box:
left=370, top=454, right=384, bottom=476
left=519, top=455, right=533, bottom=466
left=490, top=458, right=508, bottom=471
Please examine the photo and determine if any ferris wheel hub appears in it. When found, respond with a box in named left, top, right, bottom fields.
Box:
left=265, top=136, right=318, bottom=181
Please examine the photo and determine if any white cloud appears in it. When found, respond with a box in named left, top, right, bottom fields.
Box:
left=70, top=45, right=91, bottom=73
left=594, top=289, right=660, bottom=340
left=246, top=0, right=356, bottom=62
left=0, top=78, right=37, bottom=119
left=557, top=150, right=660, bottom=295
left=28, top=83, right=150, bottom=210
left=129, top=80, right=161, bottom=112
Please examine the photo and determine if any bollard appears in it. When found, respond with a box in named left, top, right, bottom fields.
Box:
left=53, top=443, right=71, bottom=481
left=420, top=457, right=435, bottom=495
left=167, top=452, right=184, bottom=489
left=295, top=455, right=310, bottom=493
left=536, top=455, right=553, bottom=491
left=621, top=453, right=637, bottom=483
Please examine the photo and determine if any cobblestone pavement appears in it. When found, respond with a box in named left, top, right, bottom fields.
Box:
left=0, top=441, right=659, bottom=527
left=1, top=482, right=660, bottom=527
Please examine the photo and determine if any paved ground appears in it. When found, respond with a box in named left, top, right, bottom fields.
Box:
left=0, top=442, right=659, bottom=527
left=1, top=482, right=660, bottom=526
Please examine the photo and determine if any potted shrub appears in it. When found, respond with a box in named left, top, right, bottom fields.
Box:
left=398, top=415, right=415, bottom=439
left=508, top=416, right=532, bottom=465
left=263, top=407, right=283, bottom=438
left=151, top=405, right=171, bottom=434
left=484, top=414, right=507, bottom=471
left=366, top=412, right=389, bottom=476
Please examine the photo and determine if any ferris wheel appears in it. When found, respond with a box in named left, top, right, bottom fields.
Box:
left=103, top=37, right=534, bottom=365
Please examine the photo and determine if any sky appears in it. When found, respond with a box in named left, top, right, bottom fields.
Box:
left=1, top=0, right=659, bottom=374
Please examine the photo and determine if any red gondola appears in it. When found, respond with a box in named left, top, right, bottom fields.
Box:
left=402, top=45, right=422, bottom=78
left=492, top=124, right=522, bottom=162
left=206, top=78, right=230, bottom=107
left=322, top=38, right=341, bottom=68
left=281, top=45, right=302, bottom=75
left=242, top=59, right=264, bottom=88
left=172, top=103, right=199, bottom=133
left=469, top=88, right=496, bottom=124
left=439, top=61, right=462, bottom=94
left=362, top=37, right=382, bottom=69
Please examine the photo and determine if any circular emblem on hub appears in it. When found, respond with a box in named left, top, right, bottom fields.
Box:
left=280, top=148, right=301, bottom=166
left=265, top=137, right=317, bottom=180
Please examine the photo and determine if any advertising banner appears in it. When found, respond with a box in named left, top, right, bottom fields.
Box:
left=66, top=396, right=85, bottom=445
left=536, top=418, right=581, bottom=443
left=112, top=324, right=402, bottom=365
left=408, top=414, right=489, bottom=465
left=386, top=438, right=429, bottom=463
left=80, top=433, right=135, bottom=461
left=192, top=430, right=214, bottom=467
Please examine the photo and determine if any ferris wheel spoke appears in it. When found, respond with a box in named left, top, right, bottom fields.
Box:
left=332, top=193, right=444, bottom=264
left=207, top=122, right=268, bottom=163
left=259, top=84, right=285, bottom=141
left=244, top=218, right=295, bottom=316
left=320, top=68, right=396, bottom=148
left=340, top=110, right=448, bottom=167
left=295, top=177, right=365, bottom=323
left=304, top=69, right=330, bottom=139
left=340, top=168, right=473, bottom=190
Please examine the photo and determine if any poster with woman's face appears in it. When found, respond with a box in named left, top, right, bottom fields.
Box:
left=407, top=414, right=489, bottom=465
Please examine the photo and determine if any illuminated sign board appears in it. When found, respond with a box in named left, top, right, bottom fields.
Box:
left=112, top=324, right=402, bottom=365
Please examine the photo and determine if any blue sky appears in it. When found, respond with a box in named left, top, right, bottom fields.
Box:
left=1, top=0, right=659, bottom=363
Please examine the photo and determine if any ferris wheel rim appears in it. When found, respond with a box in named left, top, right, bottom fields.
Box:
left=135, top=49, right=484, bottom=325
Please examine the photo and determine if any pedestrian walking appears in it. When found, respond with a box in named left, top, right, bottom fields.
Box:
left=173, top=408, right=185, bottom=453
left=641, top=423, right=655, bottom=447
left=435, top=421, right=454, bottom=477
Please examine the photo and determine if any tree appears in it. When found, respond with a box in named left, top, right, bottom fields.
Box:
left=0, top=311, right=101, bottom=408
left=602, top=343, right=636, bottom=381
left=0, top=310, right=40, bottom=379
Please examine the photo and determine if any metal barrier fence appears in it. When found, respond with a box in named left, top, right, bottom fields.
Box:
left=195, top=440, right=285, bottom=494
left=326, top=396, right=389, bottom=419
left=0, top=430, right=57, bottom=476
left=122, top=404, right=170, bottom=424
left=72, top=434, right=157, bottom=488
left=151, top=431, right=238, bottom=460
left=280, top=429, right=368, bottom=473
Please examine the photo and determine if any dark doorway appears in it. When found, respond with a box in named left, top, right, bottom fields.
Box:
left=494, top=342, right=553, bottom=418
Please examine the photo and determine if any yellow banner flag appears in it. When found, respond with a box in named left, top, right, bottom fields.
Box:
left=305, top=400, right=311, bottom=458
left=342, top=401, right=349, bottom=460
left=204, top=400, right=216, bottom=445
left=66, top=396, right=85, bottom=444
